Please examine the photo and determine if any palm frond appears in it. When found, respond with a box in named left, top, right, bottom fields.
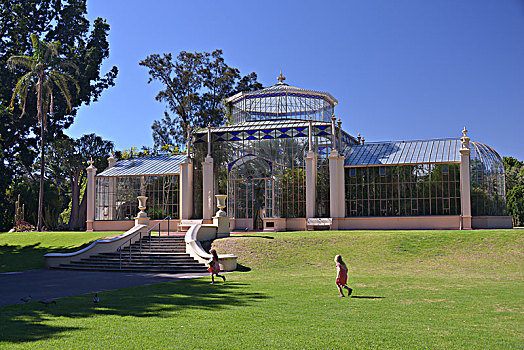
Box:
left=49, top=72, right=79, bottom=110
left=11, top=72, right=34, bottom=116
left=7, top=56, right=34, bottom=71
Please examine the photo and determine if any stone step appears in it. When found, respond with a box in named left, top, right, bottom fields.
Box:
left=67, top=261, right=204, bottom=267
left=120, top=248, right=186, bottom=253
left=54, top=265, right=208, bottom=273
left=81, top=255, right=195, bottom=263
left=51, top=233, right=207, bottom=273
left=125, top=244, right=186, bottom=248
left=99, top=252, right=191, bottom=256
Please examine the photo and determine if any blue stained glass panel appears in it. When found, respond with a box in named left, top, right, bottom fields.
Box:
left=247, top=136, right=257, bottom=140
left=316, top=131, right=330, bottom=136
left=262, top=135, right=274, bottom=139
left=294, top=132, right=307, bottom=137
left=278, top=134, right=290, bottom=138
left=231, top=137, right=241, bottom=141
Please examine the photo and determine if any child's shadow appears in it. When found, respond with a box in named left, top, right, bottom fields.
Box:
left=351, top=295, right=384, bottom=299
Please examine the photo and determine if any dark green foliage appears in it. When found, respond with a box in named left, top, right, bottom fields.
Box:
left=47, top=134, right=113, bottom=230
left=0, top=0, right=117, bottom=231
left=507, top=185, right=524, bottom=226
left=140, top=49, right=262, bottom=148
left=503, top=156, right=524, bottom=225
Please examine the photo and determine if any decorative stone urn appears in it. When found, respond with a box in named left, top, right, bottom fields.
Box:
left=136, top=196, right=148, bottom=218
left=215, top=194, right=227, bottom=217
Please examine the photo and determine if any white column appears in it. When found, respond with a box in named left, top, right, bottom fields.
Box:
left=328, top=116, right=345, bottom=218
left=180, top=158, right=193, bottom=220
left=305, top=117, right=317, bottom=218
left=460, top=127, right=472, bottom=230
left=107, top=153, right=117, bottom=220
left=202, top=156, right=214, bottom=220
left=329, top=150, right=345, bottom=218
left=306, top=152, right=317, bottom=218
left=86, top=161, right=97, bottom=231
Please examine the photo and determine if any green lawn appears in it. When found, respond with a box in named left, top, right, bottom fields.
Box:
left=0, top=231, right=122, bottom=272
left=1, top=229, right=522, bottom=349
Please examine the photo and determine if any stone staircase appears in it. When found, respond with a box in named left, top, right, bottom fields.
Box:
left=53, top=235, right=208, bottom=273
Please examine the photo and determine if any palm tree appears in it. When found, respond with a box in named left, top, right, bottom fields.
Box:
left=8, top=34, right=79, bottom=231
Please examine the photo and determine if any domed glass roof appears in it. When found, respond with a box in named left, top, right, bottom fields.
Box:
left=226, top=74, right=337, bottom=124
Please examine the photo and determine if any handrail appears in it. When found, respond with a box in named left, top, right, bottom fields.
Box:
left=116, top=217, right=172, bottom=269
left=147, top=216, right=171, bottom=250
left=116, top=230, right=143, bottom=269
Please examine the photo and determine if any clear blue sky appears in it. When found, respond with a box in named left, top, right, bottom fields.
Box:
left=65, top=0, right=524, bottom=160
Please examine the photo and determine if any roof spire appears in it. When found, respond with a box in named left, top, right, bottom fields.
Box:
left=277, top=70, right=286, bottom=83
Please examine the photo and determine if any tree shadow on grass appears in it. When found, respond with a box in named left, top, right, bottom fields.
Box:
left=0, top=243, right=99, bottom=273
left=0, top=278, right=268, bottom=344
left=230, top=235, right=274, bottom=239
left=351, top=295, right=384, bottom=299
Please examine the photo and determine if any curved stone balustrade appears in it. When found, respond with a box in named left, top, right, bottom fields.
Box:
left=185, top=223, right=237, bottom=272
left=44, top=225, right=148, bottom=268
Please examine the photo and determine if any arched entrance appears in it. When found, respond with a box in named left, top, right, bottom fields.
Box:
left=227, top=154, right=281, bottom=230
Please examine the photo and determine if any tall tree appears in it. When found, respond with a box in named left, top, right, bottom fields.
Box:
left=8, top=34, right=79, bottom=231
left=503, top=156, right=524, bottom=226
left=140, top=49, right=262, bottom=149
left=48, top=134, right=113, bottom=230
left=0, top=0, right=118, bottom=231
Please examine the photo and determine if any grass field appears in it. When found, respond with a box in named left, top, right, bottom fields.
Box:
left=0, top=231, right=123, bottom=273
left=0, top=229, right=522, bottom=349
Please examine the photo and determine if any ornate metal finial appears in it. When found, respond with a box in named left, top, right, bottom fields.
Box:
left=277, top=70, right=286, bottom=83
left=462, top=126, right=468, bottom=137
left=111, top=151, right=115, bottom=157
left=361, top=136, right=365, bottom=145
left=88, top=157, right=94, bottom=166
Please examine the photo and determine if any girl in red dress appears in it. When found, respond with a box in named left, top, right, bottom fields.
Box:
left=208, top=249, right=226, bottom=284
left=335, top=255, right=352, bottom=297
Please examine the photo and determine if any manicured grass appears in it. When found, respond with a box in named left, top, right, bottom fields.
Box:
left=0, top=229, right=522, bottom=349
left=0, top=231, right=123, bottom=273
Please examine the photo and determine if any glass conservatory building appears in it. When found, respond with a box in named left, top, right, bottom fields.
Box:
left=86, top=76, right=512, bottom=231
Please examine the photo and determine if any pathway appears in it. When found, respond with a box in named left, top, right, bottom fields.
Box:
left=0, top=269, right=209, bottom=306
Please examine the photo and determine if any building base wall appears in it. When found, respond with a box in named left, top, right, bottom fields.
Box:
left=91, top=219, right=181, bottom=232
left=181, top=215, right=514, bottom=233
left=471, top=216, right=513, bottom=229
left=335, top=216, right=461, bottom=230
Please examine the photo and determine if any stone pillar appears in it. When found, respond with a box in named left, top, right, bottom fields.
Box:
left=305, top=117, right=317, bottom=218
left=459, top=127, right=472, bottom=230
left=202, top=124, right=214, bottom=220
left=202, top=156, right=214, bottom=220
left=328, top=116, right=345, bottom=218
left=180, top=158, right=193, bottom=220
left=107, top=153, right=117, bottom=220
left=86, top=160, right=97, bottom=232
